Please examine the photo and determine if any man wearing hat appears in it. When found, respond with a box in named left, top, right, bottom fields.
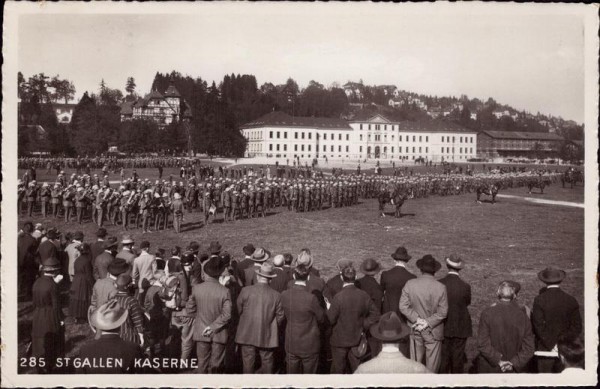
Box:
left=357, top=258, right=384, bottom=357
left=90, top=228, right=107, bottom=263
left=531, top=267, right=582, bottom=373
left=399, top=254, right=448, bottom=373
left=37, top=228, right=61, bottom=268
left=78, top=300, right=144, bottom=373
left=268, top=254, right=288, bottom=293
left=237, top=243, right=256, bottom=275
left=243, top=247, right=269, bottom=287
left=93, top=236, right=118, bottom=281
left=31, top=256, right=65, bottom=373
left=354, top=312, right=430, bottom=374
left=65, top=231, right=84, bottom=282
left=327, top=266, right=380, bottom=374
left=438, top=255, right=472, bottom=374
left=116, top=234, right=136, bottom=266
left=324, top=259, right=355, bottom=302
left=235, top=262, right=285, bottom=374
left=187, top=256, right=232, bottom=373
left=280, top=264, right=326, bottom=374
left=91, top=256, right=129, bottom=311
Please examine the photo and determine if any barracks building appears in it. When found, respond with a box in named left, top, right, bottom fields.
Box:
left=240, top=111, right=478, bottom=162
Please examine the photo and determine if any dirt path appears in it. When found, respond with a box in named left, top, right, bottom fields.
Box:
left=497, top=193, right=584, bottom=208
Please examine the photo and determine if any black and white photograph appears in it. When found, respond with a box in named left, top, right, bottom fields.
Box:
left=2, top=2, right=598, bottom=387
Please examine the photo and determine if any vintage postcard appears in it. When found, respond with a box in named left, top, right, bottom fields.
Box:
left=2, top=2, right=598, bottom=387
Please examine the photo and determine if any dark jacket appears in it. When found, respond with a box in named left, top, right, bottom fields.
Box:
left=477, top=300, right=534, bottom=373
left=90, top=241, right=105, bottom=264
left=531, top=287, right=582, bottom=351
left=286, top=274, right=326, bottom=294
left=439, top=273, right=472, bottom=338
left=324, top=274, right=344, bottom=301
left=18, top=233, right=38, bottom=269
left=187, top=278, right=232, bottom=344
left=77, top=333, right=143, bottom=373
left=281, top=284, right=325, bottom=356
left=380, top=265, right=416, bottom=315
left=235, top=283, right=285, bottom=348
left=269, top=267, right=289, bottom=293
left=37, top=240, right=59, bottom=266
left=356, top=275, right=383, bottom=313
left=327, top=284, right=380, bottom=348
left=94, top=251, right=115, bottom=280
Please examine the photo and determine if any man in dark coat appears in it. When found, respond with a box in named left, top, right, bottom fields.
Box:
left=327, top=266, right=380, bottom=374
left=235, top=263, right=285, bottom=374
left=532, top=267, right=582, bottom=373
left=242, top=247, right=269, bottom=287
left=31, top=257, right=65, bottom=373
left=477, top=280, right=534, bottom=373
left=280, top=265, right=326, bottom=374
left=18, top=222, right=39, bottom=300
left=93, top=237, right=118, bottom=280
left=357, top=258, right=384, bottom=357
left=438, top=255, right=472, bottom=374
left=78, top=300, right=143, bottom=373
left=90, top=228, right=107, bottom=262
left=324, top=259, right=354, bottom=301
left=37, top=228, right=61, bottom=267
left=269, top=255, right=289, bottom=293
left=187, top=256, right=232, bottom=373
left=380, top=246, right=415, bottom=356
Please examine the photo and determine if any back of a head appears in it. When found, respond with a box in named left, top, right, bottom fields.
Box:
left=23, top=222, right=34, bottom=233
left=557, top=336, right=585, bottom=368
left=341, top=266, right=357, bottom=283
left=496, top=281, right=516, bottom=301
left=294, top=264, right=309, bottom=281
left=140, top=240, right=150, bottom=250
left=283, top=253, right=293, bottom=265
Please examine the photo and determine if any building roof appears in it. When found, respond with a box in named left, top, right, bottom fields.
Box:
left=481, top=130, right=563, bottom=141
left=119, top=101, right=134, bottom=115
left=397, top=120, right=475, bottom=133
left=164, top=83, right=182, bottom=98
left=242, top=111, right=352, bottom=130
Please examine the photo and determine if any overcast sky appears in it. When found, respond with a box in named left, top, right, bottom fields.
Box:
left=18, top=3, right=585, bottom=122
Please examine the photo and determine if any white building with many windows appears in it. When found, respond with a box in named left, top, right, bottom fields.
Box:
left=240, top=111, right=477, bottom=162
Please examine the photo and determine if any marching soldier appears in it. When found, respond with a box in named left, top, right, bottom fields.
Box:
left=40, top=183, right=51, bottom=217
left=26, top=181, right=38, bottom=217
left=171, top=192, right=184, bottom=233
left=75, top=187, right=88, bottom=224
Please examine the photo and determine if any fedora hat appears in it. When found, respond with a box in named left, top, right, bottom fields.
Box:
left=243, top=243, right=256, bottom=256
left=255, top=262, right=277, bottom=278
left=391, top=246, right=411, bottom=262
left=107, top=258, right=129, bottom=277
left=360, top=258, right=381, bottom=276
left=336, top=258, right=354, bottom=272
left=208, top=241, right=222, bottom=255
left=273, top=254, right=285, bottom=267
left=187, top=241, right=200, bottom=253
left=204, top=256, right=225, bottom=279
left=370, top=312, right=410, bottom=342
left=416, top=254, right=441, bottom=274
left=445, top=254, right=464, bottom=270
left=90, top=300, right=128, bottom=331
left=538, top=267, right=566, bottom=284
left=121, top=234, right=134, bottom=245
left=103, top=236, right=118, bottom=250
left=41, top=256, right=61, bottom=272
left=251, top=247, right=270, bottom=262
left=296, top=252, right=313, bottom=268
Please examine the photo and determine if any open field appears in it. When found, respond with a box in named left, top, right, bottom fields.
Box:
left=16, top=181, right=584, bottom=373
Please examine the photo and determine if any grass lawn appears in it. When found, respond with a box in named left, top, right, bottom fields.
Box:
left=16, top=181, right=585, bottom=373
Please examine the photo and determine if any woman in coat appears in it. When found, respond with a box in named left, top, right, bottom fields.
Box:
left=31, top=257, right=65, bottom=373
left=69, top=243, right=94, bottom=323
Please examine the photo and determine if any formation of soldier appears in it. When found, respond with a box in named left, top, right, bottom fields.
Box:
left=18, top=163, right=564, bottom=232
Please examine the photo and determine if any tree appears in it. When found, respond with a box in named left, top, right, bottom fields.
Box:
left=125, top=77, right=137, bottom=95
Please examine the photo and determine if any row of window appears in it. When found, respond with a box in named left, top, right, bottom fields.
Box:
left=440, top=147, right=474, bottom=154
left=441, top=136, right=474, bottom=144
left=268, top=131, right=351, bottom=142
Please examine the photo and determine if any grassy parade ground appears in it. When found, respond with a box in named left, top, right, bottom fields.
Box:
left=16, top=171, right=584, bottom=373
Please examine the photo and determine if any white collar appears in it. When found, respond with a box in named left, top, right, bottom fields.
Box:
left=380, top=344, right=403, bottom=354
left=448, top=270, right=459, bottom=276
left=394, top=262, right=406, bottom=268
left=104, top=250, right=112, bottom=254
left=547, top=285, right=560, bottom=289
left=294, top=281, right=307, bottom=286
left=342, top=282, right=354, bottom=288
left=71, top=240, right=82, bottom=245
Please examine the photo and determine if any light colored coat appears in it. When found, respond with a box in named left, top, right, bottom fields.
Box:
left=132, top=251, right=156, bottom=289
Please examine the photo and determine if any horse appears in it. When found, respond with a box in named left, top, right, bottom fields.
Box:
left=378, top=188, right=412, bottom=217
left=561, top=169, right=583, bottom=189
left=476, top=182, right=500, bottom=204
left=527, top=176, right=551, bottom=194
